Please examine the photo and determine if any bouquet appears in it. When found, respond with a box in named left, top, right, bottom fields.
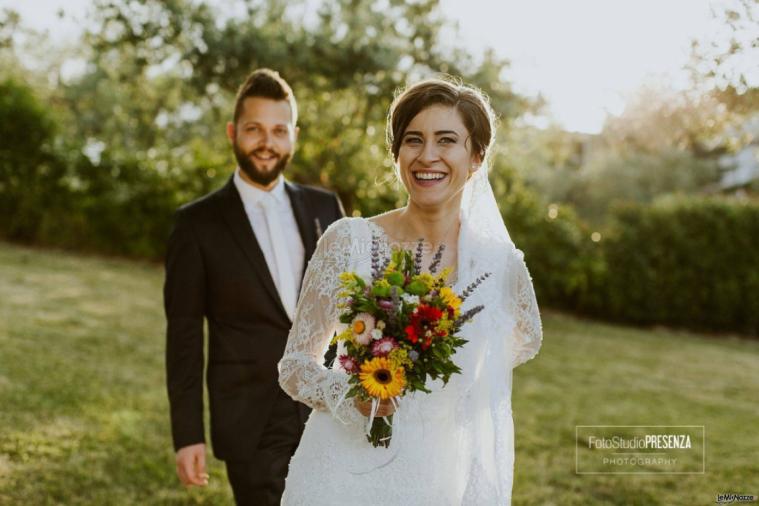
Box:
left=333, top=235, right=490, bottom=447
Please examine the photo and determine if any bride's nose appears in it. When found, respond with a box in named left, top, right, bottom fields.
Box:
left=419, top=140, right=440, bottom=164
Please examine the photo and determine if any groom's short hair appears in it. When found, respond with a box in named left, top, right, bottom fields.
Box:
left=234, top=68, right=298, bottom=125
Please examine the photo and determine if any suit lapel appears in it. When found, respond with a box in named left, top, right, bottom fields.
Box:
left=216, top=177, right=289, bottom=319
left=284, top=181, right=317, bottom=285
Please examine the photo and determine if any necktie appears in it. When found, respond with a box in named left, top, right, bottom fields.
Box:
left=258, top=195, right=297, bottom=321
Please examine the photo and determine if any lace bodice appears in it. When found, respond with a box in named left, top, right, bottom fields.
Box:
left=277, top=215, right=541, bottom=423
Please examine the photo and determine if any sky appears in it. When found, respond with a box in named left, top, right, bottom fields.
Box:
left=1, top=0, right=721, bottom=133
left=439, top=0, right=718, bottom=132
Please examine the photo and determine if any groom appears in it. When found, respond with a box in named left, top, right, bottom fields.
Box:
left=164, top=68, right=344, bottom=505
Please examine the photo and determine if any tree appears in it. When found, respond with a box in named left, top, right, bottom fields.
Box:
left=0, top=0, right=538, bottom=257
left=78, top=0, right=534, bottom=214
left=689, top=0, right=759, bottom=113
left=0, top=78, right=62, bottom=240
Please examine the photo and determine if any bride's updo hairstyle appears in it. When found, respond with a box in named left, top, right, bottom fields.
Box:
left=386, top=77, right=497, bottom=164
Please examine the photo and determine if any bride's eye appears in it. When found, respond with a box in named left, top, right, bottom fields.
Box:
left=403, top=136, right=423, bottom=145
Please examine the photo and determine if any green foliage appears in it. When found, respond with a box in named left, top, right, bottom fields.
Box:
left=572, top=149, right=722, bottom=227
left=498, top=177, right=606, bottom=313
left=494, top=168, right=758, bottom=335
left=0, top=78, right=63, bottom=241
left=598, top=195, right=759, bottom=334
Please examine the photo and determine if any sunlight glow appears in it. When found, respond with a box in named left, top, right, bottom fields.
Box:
left=440, top=0, right=718, bottom=133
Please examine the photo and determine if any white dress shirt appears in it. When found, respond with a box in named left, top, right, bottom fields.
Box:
left=233, top=168, right=305, bottom=320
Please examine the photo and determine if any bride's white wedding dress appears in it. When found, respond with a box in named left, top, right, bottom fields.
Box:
left=277, top=210, right=542, bottom=505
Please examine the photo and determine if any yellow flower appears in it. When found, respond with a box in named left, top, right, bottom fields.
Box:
left=387, top=347, right=413, bottom=369
left=339, top=272, right=363, bottom=291
left=436, top=317, right=454, bottom=334
left=331, top=327, right=354, bottom=345
left=437, top=266, right=453, bottom=283
left=359, top=357, right=406, bottom=400
left=339, top=272, right=360, bottom=283
left=439, top=286, right=462, bottom=317
left=413, top=273, right=435, bottom=289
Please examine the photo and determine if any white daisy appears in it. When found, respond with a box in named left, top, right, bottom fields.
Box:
left=351, top=312, right=375, bottom=346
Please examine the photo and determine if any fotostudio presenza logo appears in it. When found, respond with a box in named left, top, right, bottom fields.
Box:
left=715, top=493, right=757, bottom=504
left=587, top=434, right=692, bottom=450
left=576, top=425, right=705, bottom=474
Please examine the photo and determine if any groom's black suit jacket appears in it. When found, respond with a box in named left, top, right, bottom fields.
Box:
left=164, top=175, right=344, bottom=460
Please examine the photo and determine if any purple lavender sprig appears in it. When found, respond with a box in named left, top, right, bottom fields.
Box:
left=413, top=239, right=424, bottom=275
left=384, top=286, right=401, bottom=327
left=379, top=256, right=390, bottom=277
left=371, top=234, right=383, bottom=281
left=428, top=243, right=445, bottom=274
left=452, top=304, right=485, bottom=334
left=460, top=272, right=492, bottom=303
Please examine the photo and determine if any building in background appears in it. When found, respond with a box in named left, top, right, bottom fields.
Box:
left=717, top=114, right=759, bottom=196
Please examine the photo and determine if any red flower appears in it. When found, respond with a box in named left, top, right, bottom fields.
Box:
left=405, top=324, right=418, bottom=344
left=414, top=304, right=443, bottom=323
left=339, top=354, right=360, bottom=374
left=405, top=304, right=443, bottom=347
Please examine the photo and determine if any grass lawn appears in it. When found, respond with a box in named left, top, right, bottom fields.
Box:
left=1, top=241, right=757, bottom=505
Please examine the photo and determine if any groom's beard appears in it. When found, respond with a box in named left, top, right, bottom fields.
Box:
left=233, top=142, right=292, bottom=187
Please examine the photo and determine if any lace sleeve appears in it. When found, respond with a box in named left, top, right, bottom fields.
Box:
left=277, top=218, right=364, bottom=427
left=510, top=248, right=543, bottom=368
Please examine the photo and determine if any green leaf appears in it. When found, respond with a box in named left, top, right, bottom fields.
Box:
left=372, top=284, right=391, bottom=297
left=405, top=280, right=429, bottom=295
left=386, top=271, right=404, bottom=286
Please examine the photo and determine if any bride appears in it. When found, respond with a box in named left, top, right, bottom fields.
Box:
left=277, top=77, right=542, bottom=505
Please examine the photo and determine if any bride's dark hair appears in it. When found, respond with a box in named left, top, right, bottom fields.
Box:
left=387, top=77, right=496, bottom=163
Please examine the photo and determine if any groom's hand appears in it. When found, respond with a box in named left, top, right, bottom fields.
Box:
left=175, top=443, right=209, bottom=487
left=354, top=398, right=396, bottom=417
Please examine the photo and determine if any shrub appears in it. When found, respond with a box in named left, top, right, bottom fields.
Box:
left=600, top=195, right=759, bottom=335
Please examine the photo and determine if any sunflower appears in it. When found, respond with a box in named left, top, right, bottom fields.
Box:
left=439, top=286, right=462, bottom=317
left=359, top=357, right=406, bottom=400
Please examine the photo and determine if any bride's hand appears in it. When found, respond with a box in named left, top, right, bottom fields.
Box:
left=354, top=397, right=396, bottom=417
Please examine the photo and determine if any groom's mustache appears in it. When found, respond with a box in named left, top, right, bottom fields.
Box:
left=247, top=147, right=281, bottom=161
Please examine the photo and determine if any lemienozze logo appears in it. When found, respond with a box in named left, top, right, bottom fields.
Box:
left=715, top=493, right=758, bottom=503
left=576, top=425, right=705, bottom=474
